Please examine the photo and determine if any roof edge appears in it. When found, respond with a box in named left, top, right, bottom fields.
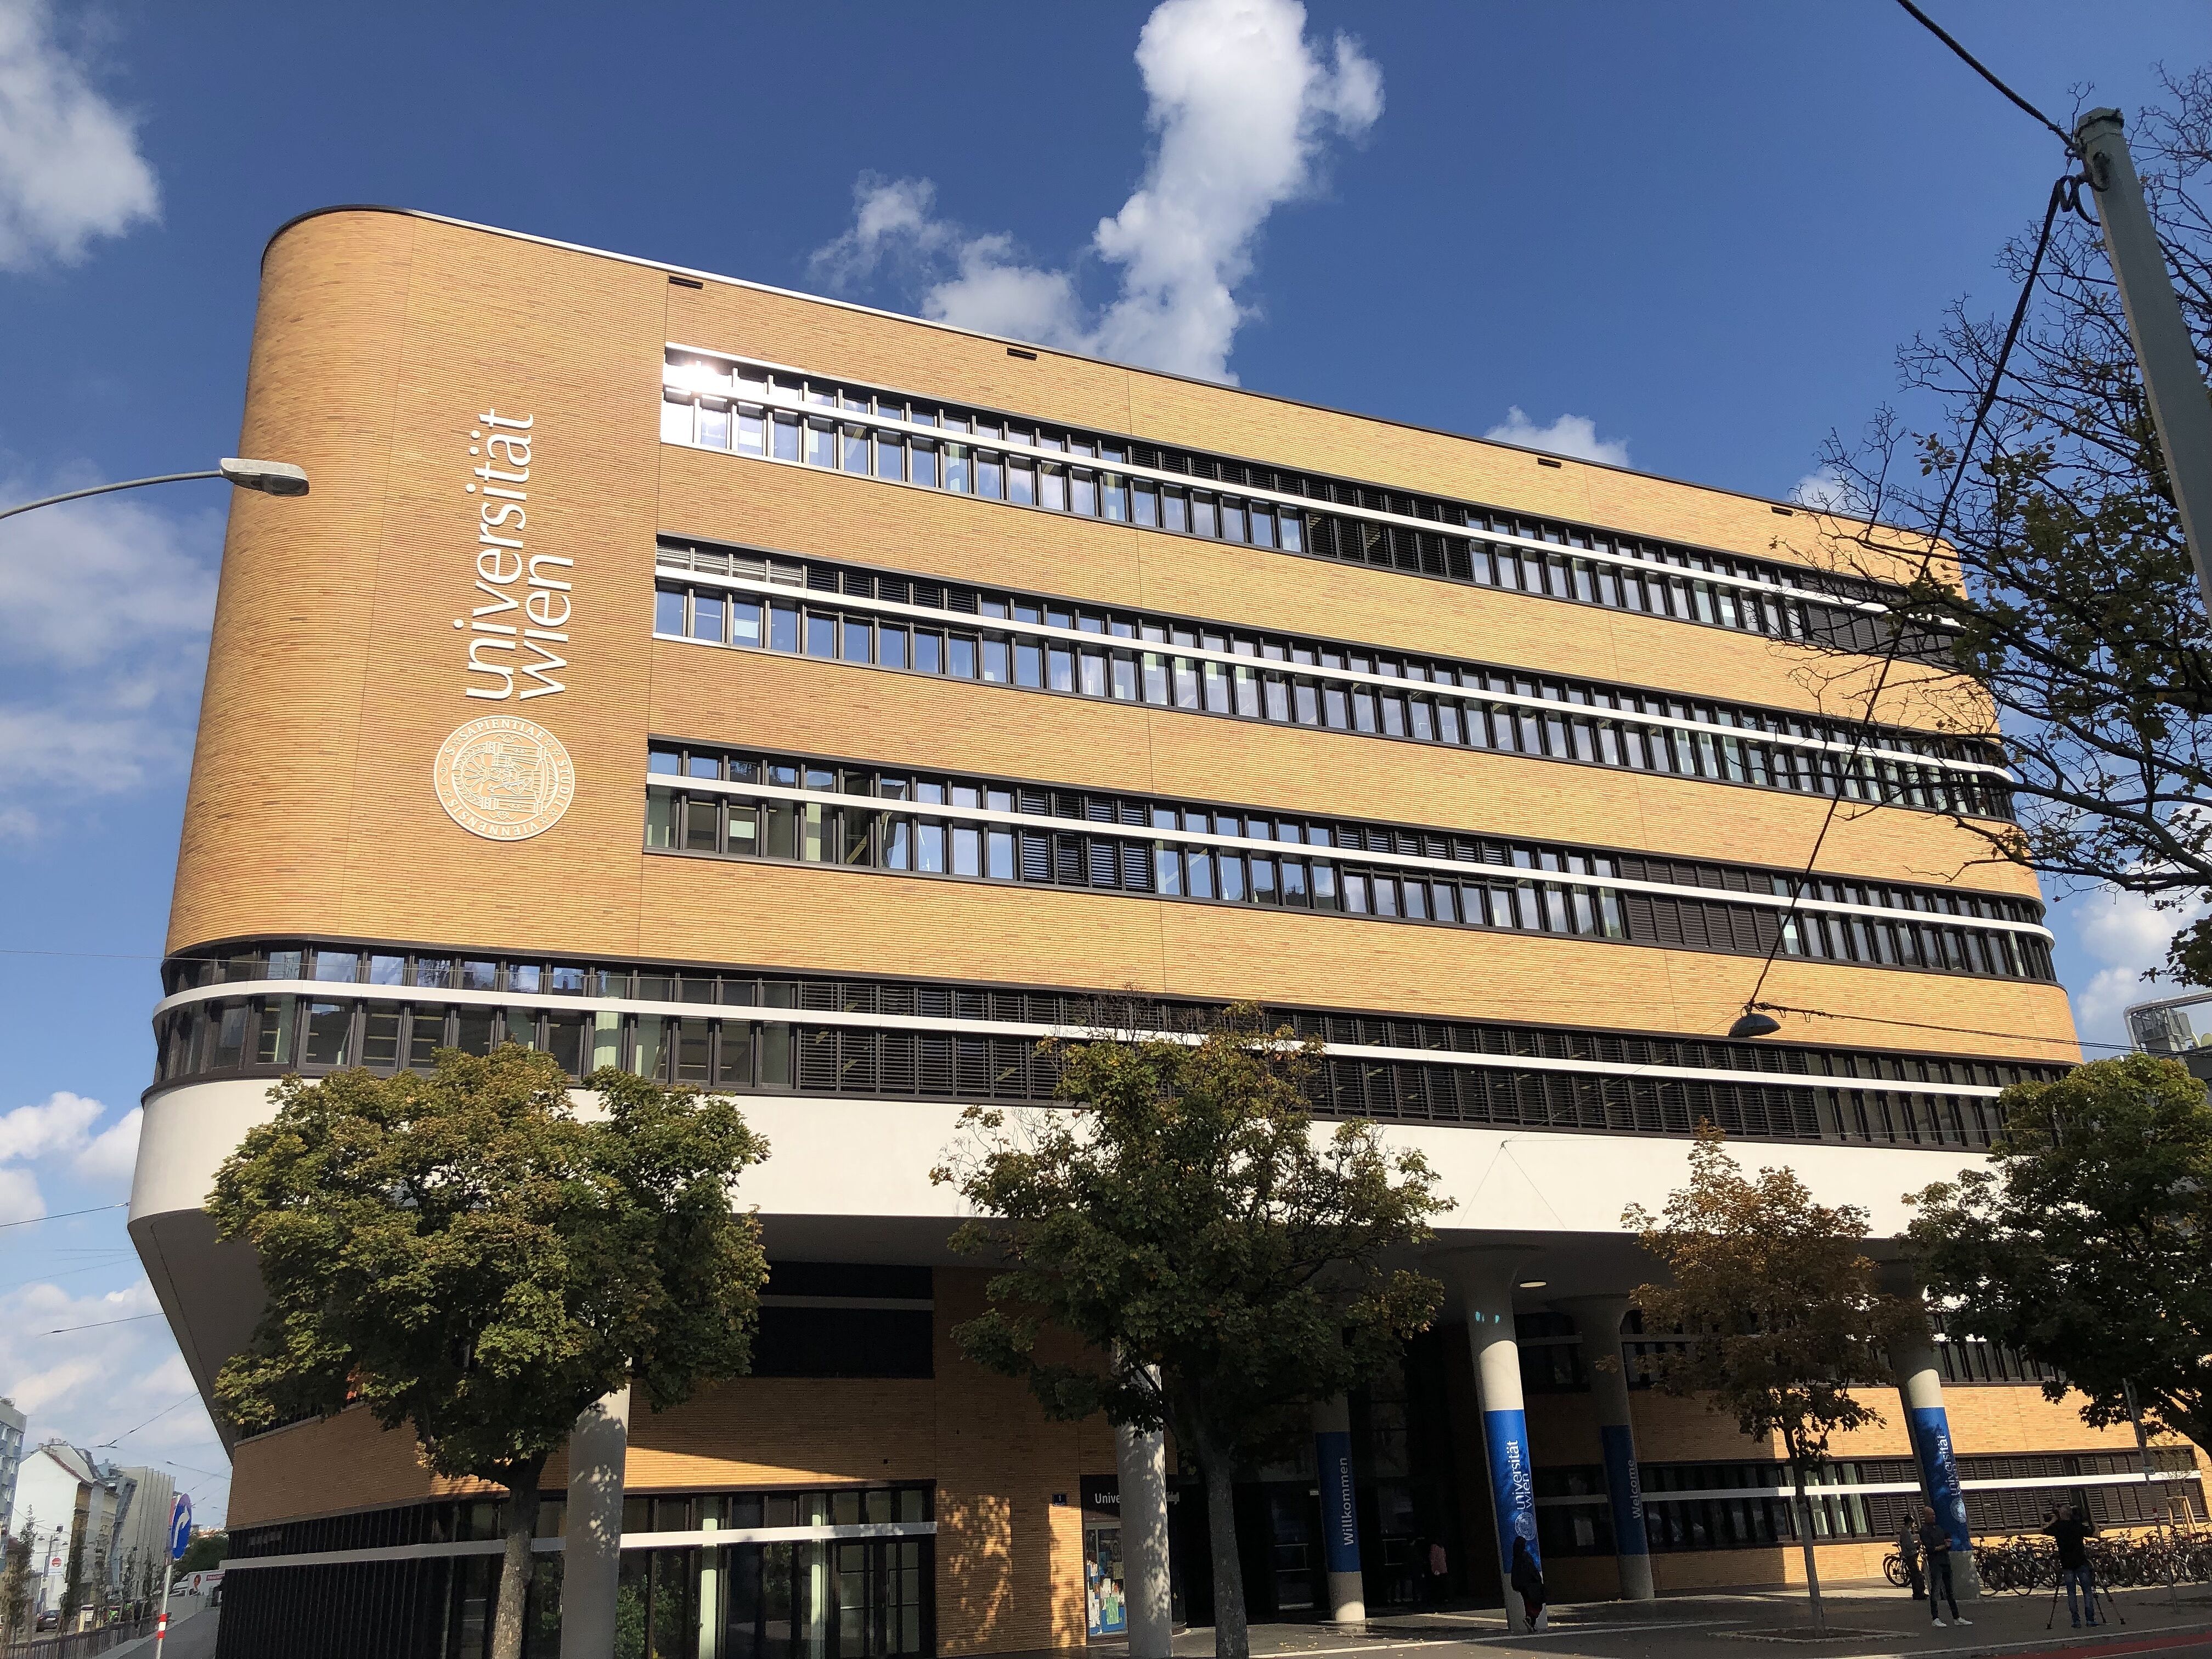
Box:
left=261, top=204, right=1912, bottom=546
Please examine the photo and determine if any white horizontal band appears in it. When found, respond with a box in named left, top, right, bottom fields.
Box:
left=662, top=344, right=1909, bottom=620
left=657, top=565, right=2007, bottom=785
left=1623, top=1470, right=2201, bottom=1506
left=656, top=772, right=2051, bottom=942
left=154, top=978, right=2013, bottom=1098
left=222, top=1519, right=937, bottom=1572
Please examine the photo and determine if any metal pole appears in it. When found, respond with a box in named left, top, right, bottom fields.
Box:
left=2074, top=109, right=2212, bottom=617
left=154, top=1559, right=173, bottom=1657
left=2123, top=1380, right=2181, bottom=1604
left=0, top=473, right=223, bottom=524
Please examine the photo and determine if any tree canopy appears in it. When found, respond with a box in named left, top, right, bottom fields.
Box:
left=1908, top=1053, right=2212, bottom=1458
left=1803, top=65, right=2212, bottom=982
left=934, top=1009, right=1448, bottom=1659
left=208, top=1046, right=770, bottom=1659
left=1627, top=1126, right=1918, bottom=1634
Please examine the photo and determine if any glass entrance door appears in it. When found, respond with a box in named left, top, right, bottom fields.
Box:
left=832, top=1540, right=924, bottom=1658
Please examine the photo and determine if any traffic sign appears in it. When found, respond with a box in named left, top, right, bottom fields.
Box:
left=169, top=1494, right=193, bottom=1562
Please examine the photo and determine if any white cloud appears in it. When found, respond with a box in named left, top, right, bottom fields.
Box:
left=0, top=0, right=159, bottom=273
left=1483, top=407, right=1631, bottom=467
left=0, top=1163, right=42, bottom=1224
left=1793, top=468, right=1858, bottom=513
left=809, top=0, right=1381, bottom=382
left=2062, top=884, right=2212, bottom=1045
left=0, top=1090, right=100, bottom=1161
left=0, top=473, right=218, bottom=834
left=74, top=1105, right=140, bottom=1184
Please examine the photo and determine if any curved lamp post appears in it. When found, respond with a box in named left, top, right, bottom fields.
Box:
left=0, top=458, right=308, bottom=524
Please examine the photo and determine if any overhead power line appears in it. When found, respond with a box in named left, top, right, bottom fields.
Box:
left=1744, top=172, right=2077, bottom=1029
left=0, top=1202, right=128, bottom=1231
left=1891, top=0, right=2079, bottom=154
left=38, top=1312, right=163, bottom=1336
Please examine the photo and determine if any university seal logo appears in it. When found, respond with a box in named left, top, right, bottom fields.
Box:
left=434, top=715, right=575, bottom=842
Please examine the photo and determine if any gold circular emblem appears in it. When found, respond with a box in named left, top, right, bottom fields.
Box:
left=433, top=715, right=575, bottom=842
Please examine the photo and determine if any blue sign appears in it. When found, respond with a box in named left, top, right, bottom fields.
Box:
left=1483, top=1408, right=1542, bottom=1578
left=1599, top=1424, right=1648, bottom=1557
left=1315, top=1430, right=1361, bottom=1574
left=169, top=1494, right=193, bottom=1562
left=1907, top=1406, right=1970, bottom=1552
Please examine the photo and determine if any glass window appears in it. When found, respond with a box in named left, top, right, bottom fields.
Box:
left=806, top=614, right=835, bottom=658
left=1250, top=506, right=1274, bottom=548
left=842, top=618, right=873, bottom=663
left=804, top=420, right=836, bottom=468
left=697, top=403, right=730, bottom=449
left=1280, top=512, right=1304, bottom=552
left=842, top=427, right=870, bottom=473
left=661, top=397, right=692, bottom=443
left=692, top=592, right=726, bottom=643
left=772, top=413, right=802, bottom=461
left=736, top=407, right=766, bottom=455
left=982, top=638, right=1010, bottom=684
left=732, top=599, right=763, bottom=646
left=1192, top=495, right=1218, bottom=538
left=655, top=589, right=685, bottom=635
left=1133, top=481, right=1159, bottom=526
left=770, top=603, right=799, bottom=652
left=880, top=627, right=908, bottom=669
left=1007, top=459, right=1036, bottom=506
left=303, top=1001, right=352, bottom=1066
left=1221, top=500, right=1246, bottom=542
left=941, top=443, right=968, bottom=492
left=915, top=630, right=943, bottom=674
left=949, top=635, right=977, bottom=678
left=874, top=432, right=905, bottom=479
left=1102, top=475, right=1127, bottom=520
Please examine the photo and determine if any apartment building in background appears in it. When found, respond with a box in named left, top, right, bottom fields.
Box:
left=128, top=207, right=2204, bottom=1659
left=0, top=1400, right=23, bottom=1546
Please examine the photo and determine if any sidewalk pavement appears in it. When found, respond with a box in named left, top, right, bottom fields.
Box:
left=98, top=1597, right=217, bottom=1659
left=1149, top=1583, right=2212, bottom=1659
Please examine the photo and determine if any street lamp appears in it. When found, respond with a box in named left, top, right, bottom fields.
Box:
left=0, top=458, right=308, bottom=524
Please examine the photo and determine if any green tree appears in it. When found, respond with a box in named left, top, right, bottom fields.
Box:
left=1, top=1519, right=33, bottom=1641
left=1625, top=1126, right=1917, bottom=1637
left=1908, top=1053, right=2212, bottom=1459
left=1805, top=66, right=2212, bottom=981
left=58, top=1525, right=84, bottom=1630
left=208, top=1046, right=770, bottom=1659
left=177, top=1531, right=228, bottom=1576
left=934, top=1009, right=1449, bottom=1659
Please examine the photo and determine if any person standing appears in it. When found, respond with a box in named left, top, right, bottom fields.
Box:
left=1508, top=1535, right=1547, bottom=1632
left=1895, top=1511, right=1925, bottom=1599
left=1426, top=1537, right=1447, bottom=1609
left=2042, top=1503, right=2102, bottom=1628
left=1919, top=1505, right=1971, bottom=1629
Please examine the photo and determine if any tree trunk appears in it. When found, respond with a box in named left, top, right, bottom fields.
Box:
left=1198, top=1429, right=1249, bottom=1659
left=492, top=1455, right=547, bottom=1659
left=1791, top=1465, right=1826, bottom=1637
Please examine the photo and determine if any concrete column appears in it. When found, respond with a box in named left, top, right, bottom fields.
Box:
left=1114, top=1417, right=1173, bottom=1658
left=560, top=1384, right=631, bottom=1659
left=1311, top=1394, right=1365, bottom=1623
left=1892, top=1329, right=1978, bottom=1600
left=1437, top=1250, right=1543, bottom=1633
left=1554, top=1296, right=1655, bottom=1602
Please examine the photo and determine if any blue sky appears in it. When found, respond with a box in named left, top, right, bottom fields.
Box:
left=1, top=0, right=2207, bottom=1526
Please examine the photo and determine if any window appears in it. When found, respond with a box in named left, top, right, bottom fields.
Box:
left=663, top=347, right=1920, bottom=658
left=639, top=739, right=2045, bottom=985
left=651, top=548, right=2010, bottom=825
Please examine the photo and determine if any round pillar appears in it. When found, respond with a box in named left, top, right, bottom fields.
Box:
left=1554, top=1295, right=1655, bottom=1602
left=1435, top=1250, right=1544, bottom=1633
left=1312, top=1393, right=1366, bottom=1623
left=1114, top=1416, right=1174, bottom=1658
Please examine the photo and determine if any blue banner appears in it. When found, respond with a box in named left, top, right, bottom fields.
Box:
left=1316, top=1430, right=1361, bottom=1573
left=1908, top=1405, right=1970, bottom=1552
left=1484, top=1408, right=1542, bottom=1576
left=1599, top=1424, right=1647, bottom=1556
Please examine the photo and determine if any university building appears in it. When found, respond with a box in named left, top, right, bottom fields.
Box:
left=130, top=207, right=2204, bottom=1659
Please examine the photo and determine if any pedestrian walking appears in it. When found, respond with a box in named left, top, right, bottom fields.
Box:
left=1895, top=1511, right=1924, bottom=1600
left=1919, top=1505, right=1971, bottom=1629
left=2042, top=1503, right=2102, bottom=1628
left=1509, top=1534, right=1547, bottom=1631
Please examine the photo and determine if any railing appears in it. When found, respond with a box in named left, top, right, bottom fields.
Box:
left=2, top=1612, right=161, bottom=1659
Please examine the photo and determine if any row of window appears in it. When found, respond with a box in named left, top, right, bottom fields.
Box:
left=644, top=744, right=2055, bottom=983
left=153, top=993, right=2010, bottom=1152
left=157, top=943, right=2064, bottom=1093
left=659, top=348, right=1920, bottom=658
left=653, top=545, right=2010, bottom=821
left=1513, top=1311, right=2057, bottom=1396
left=225, top=1487, right=933, bottom=1659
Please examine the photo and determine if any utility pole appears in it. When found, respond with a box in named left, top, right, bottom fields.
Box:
left=2074, top=109, right=2212, bottom=617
